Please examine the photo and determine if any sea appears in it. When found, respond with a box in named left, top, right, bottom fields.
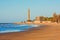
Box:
left=0, top=23, right=38, bottom=33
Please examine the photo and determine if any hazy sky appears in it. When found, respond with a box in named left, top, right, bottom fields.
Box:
left=0, top=0, right=60, bottom=23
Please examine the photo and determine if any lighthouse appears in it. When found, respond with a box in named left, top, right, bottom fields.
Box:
left=27, top=8, right=31, bottom=22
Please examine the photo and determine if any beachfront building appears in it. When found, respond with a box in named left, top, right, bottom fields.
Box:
left=33, top=16, right=53, bottom=24
left=33, top=16, right=40, bottom=24
left=33, top=16, right=43, bottom=24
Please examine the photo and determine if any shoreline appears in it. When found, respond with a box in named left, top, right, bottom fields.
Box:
left=0, top=24, right=45, bottom=34
left=0, top=23, right=60, bottom=40
left=0, top=23, right=45, bottom=34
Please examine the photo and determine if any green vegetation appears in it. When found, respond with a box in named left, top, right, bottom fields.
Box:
left=33, top=13, right=60, bottom=23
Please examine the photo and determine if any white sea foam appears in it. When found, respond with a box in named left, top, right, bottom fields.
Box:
left=20, top=24, right=40, bottom=27
left=0, top=30, right=24, bottom=33
left=31, top=25, right=40, bottom=27
left=20, top=24, right=28, bottom=26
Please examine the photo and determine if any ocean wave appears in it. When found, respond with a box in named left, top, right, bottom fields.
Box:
left=0, top=30, right=24, bottom=33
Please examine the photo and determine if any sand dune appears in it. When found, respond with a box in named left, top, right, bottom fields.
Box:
left=0, top=23, right=60, bottom=40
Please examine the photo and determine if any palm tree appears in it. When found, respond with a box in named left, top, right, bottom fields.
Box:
left=53, top=12, right=58, bottom=22
left=48, top=17, right=53, bottom=21
left=58, top=14, right=60, bottom=23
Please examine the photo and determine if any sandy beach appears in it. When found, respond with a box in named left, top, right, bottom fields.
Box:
left=0, top=23, right=60, bottom=40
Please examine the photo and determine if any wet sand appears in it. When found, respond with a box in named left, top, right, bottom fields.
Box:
left=0, top=23, right=60, bottom=40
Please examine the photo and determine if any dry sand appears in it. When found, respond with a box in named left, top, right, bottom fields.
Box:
left=0, top=23, right=60, bottom=40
